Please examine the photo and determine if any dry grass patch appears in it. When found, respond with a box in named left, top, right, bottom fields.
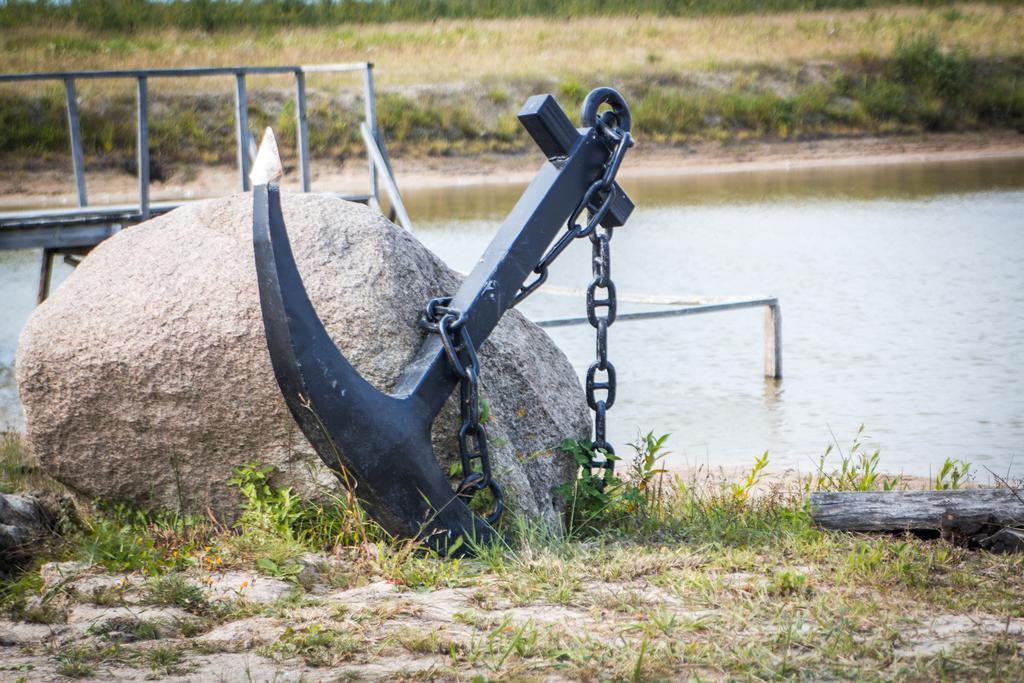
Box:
left=2, top=5, right=1022, bottom=87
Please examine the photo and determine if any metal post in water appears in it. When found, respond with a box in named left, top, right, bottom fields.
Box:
left=764, top=303, right=783, bottom=379
left=294, top=70, right=311, bottom=192
left=36, top=248, right=54, bottom=304
left=234, top=73, right=251, bottom=192
left=63, top=78, right=87, bottom=207
left=136, top=76, right=150, bottom=219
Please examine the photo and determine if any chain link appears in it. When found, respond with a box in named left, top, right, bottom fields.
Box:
left=420, top=297, right=504, bottom=525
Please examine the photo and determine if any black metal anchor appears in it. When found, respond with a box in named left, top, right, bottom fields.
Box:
left=252, top=88, right=634, bottom=550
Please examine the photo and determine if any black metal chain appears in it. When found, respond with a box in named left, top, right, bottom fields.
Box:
left=513, top=118, right=633, bottom=307
left=421, top=112, right=632, bottom=516
left=420, top=297, right=504, bottom=525
left=514, top=116, right=632, bottom=480
left=585, top=218, right=617, bottom=477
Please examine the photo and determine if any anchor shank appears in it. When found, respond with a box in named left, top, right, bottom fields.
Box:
left=395, top=128, right=616, bottom=416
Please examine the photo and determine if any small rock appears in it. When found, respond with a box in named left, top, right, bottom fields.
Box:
left=21, top=593, right=71, bottom=624
left=71, top=572, right=146, bottom=605
left=295, top=552, right=329, bottom=586
left=0, top=620, right=67, bottom=646
left=293, top=551, right=354, bottom=591
left=169, top=652, right=307, bottom=682
left=39, top=561, right=92, bottom=591
left=68, top=604, right=195, bottom=625
left=198, top=616, right=285, bottom=650
left=325, top=580, right=399, bottom=606
left=335, top=655, right=446, bottom=681
left=38, top=563, right=147, bottom=609
left=1, top=493, right=57, bottom=574
left=197, top=571, right=292, bottom=604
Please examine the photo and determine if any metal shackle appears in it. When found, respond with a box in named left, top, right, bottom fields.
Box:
left=580, top=87, right=631, bottom=133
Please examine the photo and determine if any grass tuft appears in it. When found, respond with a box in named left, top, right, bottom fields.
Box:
left=146, top=573, right=208, bottom=614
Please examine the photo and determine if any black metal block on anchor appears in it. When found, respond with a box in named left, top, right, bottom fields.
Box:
left=518, top=93, right=634, bottom=228
left=253, top=88, right=634, bottom=553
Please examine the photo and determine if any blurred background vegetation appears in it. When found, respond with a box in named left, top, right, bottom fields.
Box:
left=0, top=1, right=1022, bottom=175
left=2, top=0, right=1018, bottom=30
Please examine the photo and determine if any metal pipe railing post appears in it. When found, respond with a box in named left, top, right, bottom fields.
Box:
left=764, top=302, right=783, bottom=379
left=136, top=76, right=150, bottom=219
left=37, top=248, right=55, bottom=304
left=360, top=122, right=413, bottom=231
left=62, top=78, right=87, bottom=207
left=294, top=70, right=311, bottom=192
left=362, top=63, right=379, bottom=210
left=234, top=73, right=251, bottom=192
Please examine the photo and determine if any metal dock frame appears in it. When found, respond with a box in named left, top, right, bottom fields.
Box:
left=536, top=295, right=783, bottom=379
left=0, top=62, right=412, bottom=302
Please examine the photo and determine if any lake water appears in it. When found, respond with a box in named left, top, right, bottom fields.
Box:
left=2, top=156, right=1023, bottom=479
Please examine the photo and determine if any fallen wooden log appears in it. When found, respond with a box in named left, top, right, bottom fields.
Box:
left=809, top=490, right=1024, bottom=533
left=0, top=492, right=62, bottom=576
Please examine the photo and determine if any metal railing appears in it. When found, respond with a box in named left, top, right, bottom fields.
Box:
left=0, top=62, right=411, bottom=232
left=535, top=295, right=783, bottom=379
left=1, top=62, right=416, bottom=302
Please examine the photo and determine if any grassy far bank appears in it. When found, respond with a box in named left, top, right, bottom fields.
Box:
left=1, top=430, right=1023, bottom=679
left=4, top=5, right=1024, bottom=82
left=1, top=5, right=1023, bottom=178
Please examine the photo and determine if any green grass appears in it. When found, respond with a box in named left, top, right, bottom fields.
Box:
left=86, top=614, right=162, bottom=642
left=262, top=623, right=361, bottom=667
left=3, top=428, right=1022, bottom=678
left=74, top=502, right=215, bottom=575
left=145, top=573, right=209, bottom=614
left=52, top=647, right=96, bottom=678
left=143, top=644, right=188, bottom=677
left=0, top=431, right=50, bottom=494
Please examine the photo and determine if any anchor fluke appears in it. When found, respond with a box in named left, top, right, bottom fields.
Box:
left=252, top=183, right=491, bottom=551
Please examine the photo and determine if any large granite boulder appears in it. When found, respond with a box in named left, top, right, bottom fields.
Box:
left=16, top=193, right=588, bottom=530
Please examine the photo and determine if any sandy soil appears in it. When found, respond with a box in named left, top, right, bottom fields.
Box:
left=3, top=132, right=1023, bottom=211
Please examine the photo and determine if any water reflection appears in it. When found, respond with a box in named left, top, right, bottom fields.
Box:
left=405, top=156, right=1024, bottom=220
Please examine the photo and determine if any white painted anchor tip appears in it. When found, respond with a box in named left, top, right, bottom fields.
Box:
left=250, top=127, right=283, bottom=187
